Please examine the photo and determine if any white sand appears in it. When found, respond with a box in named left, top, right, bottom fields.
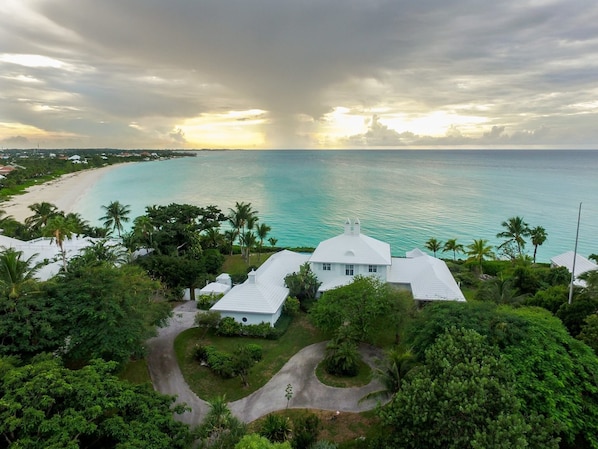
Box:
left=1, top=164, right=123, bottom=223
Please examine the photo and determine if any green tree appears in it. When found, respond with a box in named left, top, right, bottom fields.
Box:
left=256, top=222, right=272, bottom=262
left=443, top=238, right=464, bottom=261
left=236, top=434, right=291, bottom=449
left=44, top=214, right=76, bottom=271
left=0, top=356, right=192, bottom=448
left=497, top=216, right=530, bottom=258
left=0, top=247, right=41, bottom=300
left=259, top=414, right=292, bottom=443
left=378, top=327, right=557, bottom=449
left=101, top=200, right=131, bottom=237
left=284, top=262, right=321, bottom=310
left=310, top=276, right=392, bottom=343
left=241, top=230, right=257, bottom=263
left=224, top=229, right=239, bottom=256
left=360, top=348, right=417, bottom=402
left=529, top=225, right=548, bottom=263
left=579, top=314, right=598, bottom=354
left=407, top=302, right=598, bottom=448
left=425, top=237, right=442, bottom=257
left=475, top=276, right=527, bottom=305
left=323, top=337, right=360, bottom=377
left=197, top=395, right=247, bottom=448
left=49, top=263, right=171, bottom=365
left=228, top=201, right=258, bottom=260
left=24, top=201, right=59, bottom=232
left=466, top=239, right=494, bottom=274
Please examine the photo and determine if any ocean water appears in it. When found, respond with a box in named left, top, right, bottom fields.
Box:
left=75, top=150, right=598, bottom=263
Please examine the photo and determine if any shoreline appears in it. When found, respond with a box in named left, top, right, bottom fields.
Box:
left=0, top=164, right=124, bottom=223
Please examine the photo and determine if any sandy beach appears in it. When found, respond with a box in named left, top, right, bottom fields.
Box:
left=1, top=164, right=123, bottom=223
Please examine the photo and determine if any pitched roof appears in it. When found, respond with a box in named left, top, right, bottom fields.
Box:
left=550, top=251, right=598, bottom=287
left=388, top=250, right=465, bottom=301
left=211, top=250, right=309, bottom=315
left=309, top=220, right=391, bottom=266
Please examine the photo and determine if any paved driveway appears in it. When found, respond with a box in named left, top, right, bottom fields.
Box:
left=146, top=302, right=386, bottom=425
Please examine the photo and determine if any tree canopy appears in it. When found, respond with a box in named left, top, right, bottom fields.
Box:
left=0, top=355, right=192, bottom=449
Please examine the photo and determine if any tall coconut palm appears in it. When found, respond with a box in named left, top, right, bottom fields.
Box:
left=443, top=238, right=464, bottom=261
left=64, top=212, right=90, bottom=236
left=529, top=226, right=547, bottom=263
left=223, top=229, right=238, bottom=256
left=132, top=215, right=155, bottom=248
left=44, top=215, right=76, bottom=271
left=241, top=231, right=257, bottom=263
left=24, top=202, right=59, bottom=232
left=228, top=201, right=257, bottom=259
left=425, top=238, right=442, bottom=258
left=466, top=239, right=495, bottom=275
left=256, top=222, right=271, bottom=262
left=101, top=201, right=131, bottom=238
left=497, top=216, right=530, bottom=257
left=0, top=247, right=41, bottom=300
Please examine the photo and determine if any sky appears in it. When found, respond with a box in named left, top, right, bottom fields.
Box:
left=1, top=0, right=598, bottom=150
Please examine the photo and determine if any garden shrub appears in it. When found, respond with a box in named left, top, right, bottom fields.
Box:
left=291, top=413, right=320, bottom=449
left=197, top=294, right=221, bottom=310
left=259, top=414, right=292, bottom=443
left=245, top=343, right=263, bottom=362
left=217, top=317, right=243, bottom=336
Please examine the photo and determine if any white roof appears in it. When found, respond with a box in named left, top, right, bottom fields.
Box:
left=309, top=226, right=391, bottom=266
left=551, top=251, right=597, bottom=277
left=199, top=282, right=231, bottom=295
left=0, top=235, right=121, bottom=280
left=550, top=251, right=598, bottom=287
left=211, top=250, right=309, bottom=315
left=388, top=250, right=466, bottom=302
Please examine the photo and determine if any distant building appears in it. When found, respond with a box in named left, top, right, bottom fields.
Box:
left=210, top=219, right=465, bottom=326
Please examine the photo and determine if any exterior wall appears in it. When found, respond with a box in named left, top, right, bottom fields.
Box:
left=311, top=261, right=388, bottom=283
left=219, top=307, right=282, bottom=327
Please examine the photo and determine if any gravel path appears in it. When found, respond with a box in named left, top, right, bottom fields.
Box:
left=147, top=302, right=386, bottom=425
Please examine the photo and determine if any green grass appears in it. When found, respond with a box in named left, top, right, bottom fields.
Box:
left=119, top=358, right=152, bottom=384
left=315, top=359, right=372, bottom=388
left=175, top=313, right=330, bottom=401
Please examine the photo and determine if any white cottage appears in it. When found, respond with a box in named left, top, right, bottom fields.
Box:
left=550, top=251, right=598, bottom=288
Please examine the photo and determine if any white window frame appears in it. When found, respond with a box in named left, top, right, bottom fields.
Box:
left=322, top=263, right=331, bottom=271
left=368, top=265, right=377, bottom=273
left=345, top=264, right=354, bottom=276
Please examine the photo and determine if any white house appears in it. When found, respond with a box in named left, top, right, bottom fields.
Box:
left=210, top=219, right=465, bottom=326
left=0, top=234, right=120, bottom=280
left=550, top=251, right=598, bottom=288
left=210, top=250, right=310, bottom=326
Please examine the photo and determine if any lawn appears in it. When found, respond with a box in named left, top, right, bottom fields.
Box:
left=174, top=313, right=330, bottom=401
left=119, top=358, right=151, bottom=384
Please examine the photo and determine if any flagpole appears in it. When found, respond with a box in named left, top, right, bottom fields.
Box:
left=568, top=202, right=582, bottom=304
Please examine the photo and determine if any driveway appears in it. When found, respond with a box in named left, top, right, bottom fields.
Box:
left=147, top=302, right=386, bottom=425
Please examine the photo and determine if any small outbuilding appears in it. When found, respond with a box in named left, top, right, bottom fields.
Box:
left=550, top=251, right=598, bottom=287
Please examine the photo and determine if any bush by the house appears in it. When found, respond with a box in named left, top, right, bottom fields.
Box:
left=197, top=294, right=222, bottom=310
left=216, top=317, right=282, bottom=339
left=194, top=343, right=263, bottom=379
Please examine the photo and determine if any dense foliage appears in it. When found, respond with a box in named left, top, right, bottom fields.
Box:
left=0, top=355, right=192, bottom=449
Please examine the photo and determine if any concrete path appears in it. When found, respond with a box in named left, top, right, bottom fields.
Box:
left=147, top=302, right=386, bottom=425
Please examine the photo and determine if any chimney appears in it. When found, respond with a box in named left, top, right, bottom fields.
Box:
left=344, top=218, right=352, bottom=235
left=353, top=218, right=361, bottom=235
left=247, top=270, right=257, bottom=284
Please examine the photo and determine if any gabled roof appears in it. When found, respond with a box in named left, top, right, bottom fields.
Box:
left=211, top=250, right=309, bottom=315
left=309, top=220, right=391, bottom=266
left=388, top=249, right=465, bottom=301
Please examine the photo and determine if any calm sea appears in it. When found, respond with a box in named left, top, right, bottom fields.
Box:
left=75, top=150, right=598, bottom=263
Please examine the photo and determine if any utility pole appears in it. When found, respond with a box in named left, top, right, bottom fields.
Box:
left=568, top=202, right=582, bottom=304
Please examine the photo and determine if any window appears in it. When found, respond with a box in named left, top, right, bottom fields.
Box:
left=368, top=265, right=377, bottom=273
left=322, top=263, right=331, bottom=271
left=345, top=264, right=354, bottom=275
left=242, top=317, right=248, bottom=323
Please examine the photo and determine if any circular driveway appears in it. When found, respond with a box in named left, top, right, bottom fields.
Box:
left=146, top=302, right=386, bottom=425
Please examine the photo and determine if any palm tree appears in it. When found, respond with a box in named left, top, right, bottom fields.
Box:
left=228, top=201, right=258, bottom=259
left=101, top=201, right=131, bottom=238
left=0, top=247, right=41, bottom=299
left=443, top=238, right=464, bottom=261
left=256, top=222, right=271, bottom=262
left=497, top=216, right=530, bottom=257
left=24, top=202, right=59, bottom=232
left=529, top=226, right=547, bottom=263
left=466, top=239, right=495, bottom=275
left=360, top=348, right=417, bottom=403
left=268, top=237, right=278, bottom=248
left=132, top=215, right=154, bottom=249
left=241, top=231, right=257, bottom=263
left=44, top=215, right=76, bottom=271
left=425, top=238, right=442, bottom=258
left=64, top=212, right=90, bottom=236
left=223, top=229, right=238, bottom=256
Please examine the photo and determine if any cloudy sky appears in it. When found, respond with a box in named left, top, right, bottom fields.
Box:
left=1, top=0, right=598, bottom=149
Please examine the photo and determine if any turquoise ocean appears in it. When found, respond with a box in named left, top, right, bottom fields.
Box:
left=74, top=150, right=598, bottom=263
